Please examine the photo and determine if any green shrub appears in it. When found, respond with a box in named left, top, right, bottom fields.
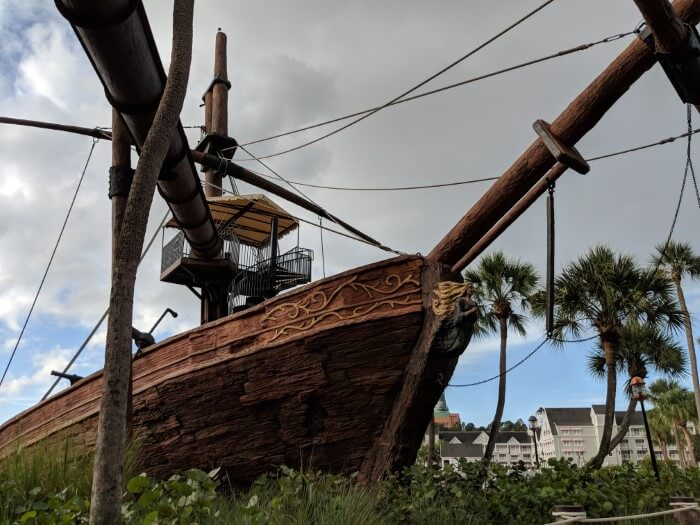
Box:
left=2, top=442, right=700, bottom=524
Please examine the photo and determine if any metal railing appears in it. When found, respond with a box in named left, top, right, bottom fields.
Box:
left=228, top=246, right=313, bottom=310
left=161, top=230, right=239, bottom=273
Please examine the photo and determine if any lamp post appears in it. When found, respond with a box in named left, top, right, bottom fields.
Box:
left=631, top=376, right=660, bottom=482
left=529, top=415, right=540, bottom=468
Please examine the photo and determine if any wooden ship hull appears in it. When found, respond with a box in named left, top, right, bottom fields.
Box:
left=0, top=255, right=470, bottom=483
left=2, top=0, right=699, bottom=489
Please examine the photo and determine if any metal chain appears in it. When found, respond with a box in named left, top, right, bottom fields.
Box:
left=654, top=104, right=694, bottom=272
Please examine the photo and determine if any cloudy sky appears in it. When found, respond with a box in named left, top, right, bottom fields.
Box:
left=0, top=0, right=698, bottom=427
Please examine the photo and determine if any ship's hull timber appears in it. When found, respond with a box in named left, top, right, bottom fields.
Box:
left=0, top=255, right=471, bottom=483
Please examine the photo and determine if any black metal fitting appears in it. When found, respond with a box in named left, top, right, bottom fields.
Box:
left=108, top=165, right=134, bottom=198
left=50, top=370, right=84, bottom=385
left=639, top=23, right=700, bottom=105
left=201, top=77, right=232, bottom=101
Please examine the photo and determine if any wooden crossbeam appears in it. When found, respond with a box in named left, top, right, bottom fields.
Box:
left=433, top=0, right=700, bottom=273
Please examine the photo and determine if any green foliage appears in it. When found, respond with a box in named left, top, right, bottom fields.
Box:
left=384, top=458, right=700, bottom=524
left=121, top=468, right=221, bottom=524
left=215, top=466, right=389, bottom=524
left=2, top=443, right=700, bottom=524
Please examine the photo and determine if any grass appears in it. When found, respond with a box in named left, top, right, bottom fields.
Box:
left=1, top=442, right=699, bottom=524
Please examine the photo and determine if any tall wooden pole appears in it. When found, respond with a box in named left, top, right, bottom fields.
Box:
left=201, top=30, right=230, bottom=323
left=431, top=0, right=700, bottom=273
left=110, top=109, right=131, bottom=263
left=204, top=29, right=228, bottom=198
left=110, top=109, right=134, bottom=435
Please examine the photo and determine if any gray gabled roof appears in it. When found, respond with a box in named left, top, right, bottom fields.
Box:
left=544, top=408, right=593, bottom=430
left=494, top=431, right=531, bottom=444
left=440, top=443, right=484, bottom=458
left=437, top=431, right=482, bottom=444
left=594, top=406, right=644, bottom=426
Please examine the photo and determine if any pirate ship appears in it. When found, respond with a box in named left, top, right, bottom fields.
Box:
left=1, top=0, right=698, bottom=483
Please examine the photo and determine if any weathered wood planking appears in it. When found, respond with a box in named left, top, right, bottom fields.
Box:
left=0, top=255, right=436, bottom=482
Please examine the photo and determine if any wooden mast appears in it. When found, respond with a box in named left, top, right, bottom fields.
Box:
left=430, top=0, right=700, bottom=274
left=204, top=29, right=228, bottom=198
left=201, top=30, right=231, bottom=323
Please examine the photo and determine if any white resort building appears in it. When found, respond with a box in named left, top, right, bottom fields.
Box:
left=429, top=404, right=696, bottom=468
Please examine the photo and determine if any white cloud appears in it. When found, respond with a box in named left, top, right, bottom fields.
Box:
left=0, top=346, right=71, bottom=398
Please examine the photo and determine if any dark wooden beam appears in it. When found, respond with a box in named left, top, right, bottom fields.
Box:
left=634, top=0, right=690, bottom=51
left=0, top=116, right=111, bottom=140
left=431, top=0, right=700, bottom=272
left=192, top=150, right=382, bottom=247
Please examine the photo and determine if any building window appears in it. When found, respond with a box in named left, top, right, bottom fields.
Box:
left=635, top=439, right=645, bottom=446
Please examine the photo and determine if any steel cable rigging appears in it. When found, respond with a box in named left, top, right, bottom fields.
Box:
left=449, top=106, right=700, bottom=389
left=448, top=334, right=598, bottom=388
left=226, top=32, right=636, bottom=162
left=41, top=208, right=172, bottom=400
left=229, top=127, right=700, bottom=192
left=0, top=138, right=99, bottom=390
left=219, top=0, right=558, bottom=161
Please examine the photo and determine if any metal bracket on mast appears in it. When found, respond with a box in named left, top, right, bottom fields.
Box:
left=638, top=23, right=700, bottom=105
left=533, top=119, right=590, bottom=174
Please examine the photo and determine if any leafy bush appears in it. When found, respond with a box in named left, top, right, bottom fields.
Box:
left=121, top=468, right=221, bottom=524
left=2, top=442, right=700, bottom=524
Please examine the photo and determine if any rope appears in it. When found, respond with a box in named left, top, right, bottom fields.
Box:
left=230, top=127, right=700, bottom=192
left=222, top=0, right=557, bottom=159
left=229, top=26, right=633, bottom=154
left=448, top=334, right=598, bottom=388
left=0, top=138, right=98, bottom=390
left=544, top=503, right=699, bottom=524
left=41, top=209, right=171, bottom=400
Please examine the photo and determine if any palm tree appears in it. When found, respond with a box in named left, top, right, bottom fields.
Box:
left=653, top=241, right=700, bottom=423
left=463, top=251, right=540, bottom=464
left=648, top=408, right=675, bottom=461
left=649, top=379, right=698, bottom=467
left=543, top=246, right=683, bottom=469
left=89, top=2, right=194, bottom=522
left=586, top=322, right=687, bottom=454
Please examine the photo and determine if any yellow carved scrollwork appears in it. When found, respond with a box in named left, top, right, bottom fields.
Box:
left=261, top=274, right=421, bottom=342
left=432, top=281, right=473, bottom=316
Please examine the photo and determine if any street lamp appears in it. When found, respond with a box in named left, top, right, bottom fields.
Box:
left=529, top=415, right=540, bottom=468
left=631, top=376, right=660, bottom=482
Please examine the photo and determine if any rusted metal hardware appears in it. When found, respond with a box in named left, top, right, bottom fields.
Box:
left=533, top=119, right=590, bottom=174
left=55, top=0, right=222, bottom=259
left=50, top=370, right=83, bottom=385
left=638, top=23, right=700, bottom=104
left=195, top=133, right=238, bottom=161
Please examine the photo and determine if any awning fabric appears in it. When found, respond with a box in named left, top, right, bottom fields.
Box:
left=167, top=194, right=298, bottom=246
